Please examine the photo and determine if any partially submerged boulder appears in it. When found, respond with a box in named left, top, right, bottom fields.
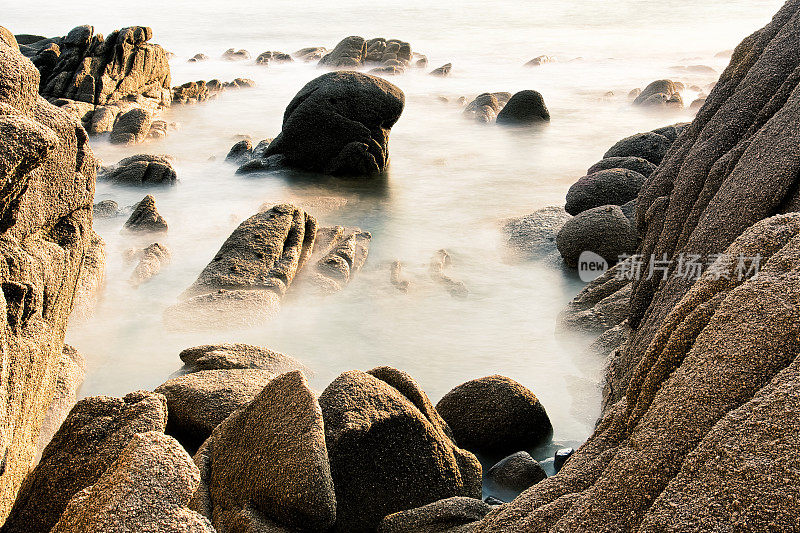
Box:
left=436, top=375, right=552, bottom=456
left=3, top=391, right=167, bottom=533
left=299, top=225, right=371, bottom=293
left=318, top=36, right=366, bottom=68
left=129, top=242, right=171, bottom=286
left=190, top=371, right=336, bottom=532
left=319, top=367, right=482, bottom=531
left=486, top=451, right=547, bottom=493
left=496, top=90, right=550, bottom=125
left=52, top=431, right=213, bottom=533
left=502, top=206, right=572, bottom=261
left=556, top=204, right=638, bottom=268
left=259, top=72, right=404, bottom=176
left=164, top=204, right=316, bottom=329
left=99, top=154, right=177, bottom=186
left=633, top=79, right=683, bottom=108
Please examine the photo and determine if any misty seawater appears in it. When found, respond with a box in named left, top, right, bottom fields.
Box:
left=6, top=0, right=784, bottom=445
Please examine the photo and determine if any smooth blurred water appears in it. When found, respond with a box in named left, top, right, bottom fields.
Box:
left=5, top=1, right=783, bottom=442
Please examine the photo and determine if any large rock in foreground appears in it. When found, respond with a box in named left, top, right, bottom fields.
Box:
left=190, top=371, right=336, bottom=532
left=261, top=71, right=404, bottom=176
left=436, top=375, right=552, bottom=456
left=0, top=29, right=96, bottom=521
left=164, top=204, right=316, bottom=329
left=3, top=391, right=167, bottom=532
left=52, top=431, right=213, bottom=532
left=319, top=367, right=482, bottom=532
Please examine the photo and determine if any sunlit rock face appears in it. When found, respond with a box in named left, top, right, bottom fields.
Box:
left=0, top=28, right=96, bottom=521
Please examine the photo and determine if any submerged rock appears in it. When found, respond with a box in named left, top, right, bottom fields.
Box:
left=525, top=55, right=556, bottom=67
left=318, top=36, right=366, bottom=68
left=487, top=451, right=547, bottom=492
left=221, top=48, right=250, bottom=61
left=123, top=194, right=168, bottom=233
left=52, top=431, right=212, bottom=533
left=191, top=371, right=336, bottom=532
left=429, top=63, right=452, bottom=77
left=503, top=206, right=572, bottom=261
left=3, top=392, right=167, bottom=532
left=294, top=46, right=328, bottom=62
left=164, top=204, right=315, bottom=329
left=130, top=242, right=171, bottom=286
left=261, top=72, right=404, bottom=176
left=496, top=90, right=550, bottom=125
left=429, top=249, right=468, bottom=298
left=99, top=154, right=177, bottom=186
left=256, top=50, right=293, bottom=65
left=379, top=497, right=492, bottom=533
left=436, top=375, right=552, bottom=455
left=155, top=369, right=275, bottom=452
left=633, top=79, right=683, bottom=108
left=319, top=367, right=482, bottom=531
left=179, top=343, right=311, bottom=374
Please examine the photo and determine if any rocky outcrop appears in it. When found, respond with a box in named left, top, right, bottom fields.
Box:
left=164, top=204, right=316, bottom=329
left=191, top=371, right=336, bottom=532
left=379, top=497, right=492, bottom=533
left=179, top=343, right=311, bottom=374
left=436, top=375, right=552, bottom=456
left=320, top=367, right=482, bottom=531
left=254, top=72, right=404, bottom=176
left=99, top=154, right=177, bottom=186
left=318, top=36, right=415, bottom=71
left=475, top=5, right=800, bottom=530
left=3, top=391, right=167, bottom=532
left=496, top=90, right=550, bottom=125
left=52, top=431, right=213, bottom=532
left=256, top=51, right=293, bottom=65
left=20, top=25, right=171, bottom=107
left=123, top=194, right=168, bottom=233
left=155, top=368, right=275, bottom=452
left=0, top=29, right=96, bottom=521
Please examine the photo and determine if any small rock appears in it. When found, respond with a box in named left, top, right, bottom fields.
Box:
left=188, top=53, right=208, bottom=62
left=179, top=343, right=311, bottom=374
left=554, top=447, right=575, bottom=472
left=603, top=131, right=671, bottom=165
left=93, top=199, right=120, bottom=218
left=429, top=63, right=452, bottom=77
left=222, top=48, right=250, bottom=61
left=586, top=156, right=657, bottom=178
left=110, top=107, right=152, bottom=145
left=429, top=249, right=468, bottom=298
left=496, top=90, right=550, bottom=125
left=98, top=154, right=177, bottom=186
left=487, top=451, right=547, bottom=492
left=556, top=204, right=638, bottom=267
left=503, top=206, right=572, bottom=261
left=123, top=194, right=168, bottom=233
left=130, top=242, right=171, bottom=286
left=378, top=497, right=492, bottom=533
left=524, top=55, right=556, bottom=67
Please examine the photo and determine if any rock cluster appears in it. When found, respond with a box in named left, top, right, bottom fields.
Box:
left=476, top=4, right=800, bottom=530
left=0, top=28, right=97, bottom=521
left=464, top=90, right=548, bottom=125
left=318, top=36, right=426, bottom=75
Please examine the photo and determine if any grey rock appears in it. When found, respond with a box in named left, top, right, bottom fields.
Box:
left=586, top=156, right=657, bottom=178
left=565, top=169, right=646, bottom=215
left=179, top=343, right=311, bottom=374
left=556, top=204, right=638, bottom=268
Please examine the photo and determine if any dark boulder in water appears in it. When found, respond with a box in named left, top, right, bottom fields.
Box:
left=565, top=168, right=646, bottom=215
left=435, top=375, right=552, bottom=456
left=556, top=204, right=637, bottom=267
left=262, top=71, right=404, bottom=176
left=496, top=90, right=550, bottom=125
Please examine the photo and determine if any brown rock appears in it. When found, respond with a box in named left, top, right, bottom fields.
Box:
left=3, top=391, right=167, bottom=532
left=190, top=370, right=336, bottom=532
left=179, top=343, right=311, bottom=374
left=379, top=497, right=492, bottom=533
left=123, top=194, right=168, bottom=233
left=52, top=431, right=213, bottom=532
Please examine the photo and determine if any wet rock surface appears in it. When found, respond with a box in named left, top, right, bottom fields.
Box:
left=379, top=497, right=492, bottom=533
left=99, top=154, right=177, bottom=186
left=123, top=194, right=168, bottom=233
left=486, top=451, right=548, bottom=493
left=179, top=343, right=311, bottom=374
